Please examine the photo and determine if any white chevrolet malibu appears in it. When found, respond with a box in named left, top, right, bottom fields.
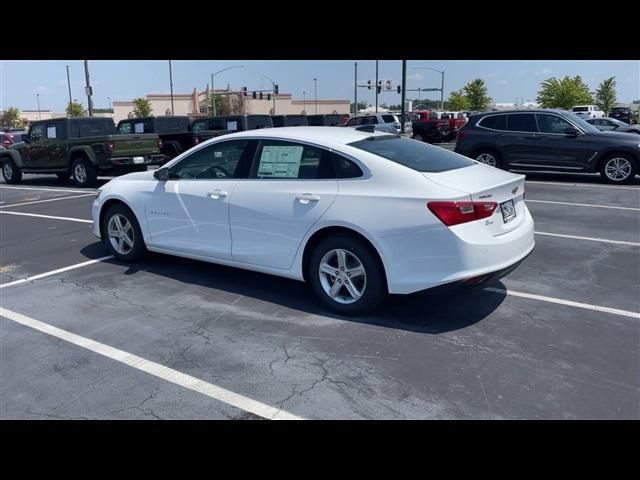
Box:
left=92, top=127, right=534, bottom=315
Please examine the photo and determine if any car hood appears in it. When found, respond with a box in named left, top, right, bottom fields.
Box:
left=114, top=170, right=157, bottom=181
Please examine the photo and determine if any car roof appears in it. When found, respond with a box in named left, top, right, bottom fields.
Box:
left=214, top=126, right=391, bottom=145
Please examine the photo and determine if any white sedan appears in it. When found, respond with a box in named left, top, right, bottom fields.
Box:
left=92, top=127, right=534, bottom=315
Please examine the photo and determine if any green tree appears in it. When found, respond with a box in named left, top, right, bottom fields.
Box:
left=350, top=101, right=368, bottom=113
left=132, top=98, right=153, bottom=118
left=66, top=101, right=86, bottom=117
left=463, top=79, right=492, bottom=112
left=447, top=89, right=471, bottom=111
left=595, top=77, right=617, bottom=116
left=536, top=75, right=593, bottom=110
left=1, top=107, right=24, bottom=129
left=209, top=93, right=232, bottom=116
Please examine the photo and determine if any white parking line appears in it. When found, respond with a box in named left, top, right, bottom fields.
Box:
left=526, top=199, right=640, bottom=211
left=0, top=185, right=97, bottom=194
left=0, top=306, right=303, bottom=420
left=0, top=256, right=113, bottom=289
left=484, top=287, right=640, bottom=319
left=0, top=211, right=93, bottom=223
left=0, top=193, right=95, bottom=209
left=525, top=180, right=640, bottom=191
left=535, top=231, right=640, bottom=247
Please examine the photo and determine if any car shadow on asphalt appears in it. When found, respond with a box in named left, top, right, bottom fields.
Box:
left=515, top=171, right=640, bottom=186
left=0, top=177, right=113, bottom=189
left=81, top=244, right=507, bottom=334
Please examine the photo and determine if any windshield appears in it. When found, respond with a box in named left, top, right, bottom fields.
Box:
left=563, top=112, right=600, bottom=133
left=349, top=136, right=475, bottom=173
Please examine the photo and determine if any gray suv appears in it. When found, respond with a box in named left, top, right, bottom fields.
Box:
left=345, top=114, right=410, bottom=134
left=455, top=109, right=640, bottom=184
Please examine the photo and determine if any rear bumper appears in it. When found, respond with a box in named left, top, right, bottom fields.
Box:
left=378, top=204, right=535, bottom=294
left=105, top=154, right=164, bottom=167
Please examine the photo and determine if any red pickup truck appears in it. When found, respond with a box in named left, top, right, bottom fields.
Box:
left=412, top=111, right=467, bottom=140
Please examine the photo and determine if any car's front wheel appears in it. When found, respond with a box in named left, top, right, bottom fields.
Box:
left=600, top=154, right=637, bottom=184
left=101, top=203, right=147, bottom=261
left=308, top=234, right=386, bottom=315
left=2, top=158, right=22, bottom=184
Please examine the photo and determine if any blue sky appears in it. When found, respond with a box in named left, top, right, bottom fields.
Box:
left=1, top=60, right=638, bottom=112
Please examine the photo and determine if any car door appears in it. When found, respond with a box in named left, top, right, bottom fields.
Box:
left=501, top=113, right=543, bottom=166
left=229, top=139, right=338, bottom=270
left=43, top=120, right=66, bottom=168
left=144, top=139, right=254, bottom=259
left=534, top=113, right=597, bottom=169
left=22, top=124, right=47, bottom=168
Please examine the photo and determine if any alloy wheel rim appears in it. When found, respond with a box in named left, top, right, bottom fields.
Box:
left=476, top=153, right=497, bottom=167
left=604, top=157, right=632, bottom=181
left=74, top=164, right=87, bottom=183
left=107, top=214, right=135, bottom=255
left=318, top=249, right=367, bottom=305
left=3, top=163, right=13, bottom=178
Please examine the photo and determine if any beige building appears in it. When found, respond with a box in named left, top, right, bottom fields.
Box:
left=113, top=86, right=350, bottom=123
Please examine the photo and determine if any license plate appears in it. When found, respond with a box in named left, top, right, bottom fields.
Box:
left=500, top=199, right=516, bottom=223
left=133, top=156, right=144, bottom=164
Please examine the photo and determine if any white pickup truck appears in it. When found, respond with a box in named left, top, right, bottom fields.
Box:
left=572, top=105, right=604, bottom=119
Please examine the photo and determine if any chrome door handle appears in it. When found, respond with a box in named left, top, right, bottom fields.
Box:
left=207, top=190, right=228, bottom=199
left=295, top=193, right=320, bottom=204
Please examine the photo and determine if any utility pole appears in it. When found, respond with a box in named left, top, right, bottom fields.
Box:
left=169, top=60, right=175, bottom=115
left=84, top=60, right=93, bottom=117
left=313, top=78, right=318, bottom=114
left=354, top=62, right=358, bottom=117
left=303, top=90, right=306, bottom=113
left=401, top=60, right=407, bottom=134
left=66, top=65, right=72, bottom=107
left=375, top=60, right=379, bottom=113
left=36, top=93, right=41, bottom=120
left=107, top=97, right=112, bottom=111
left=440, top=70, right=444, bottom=112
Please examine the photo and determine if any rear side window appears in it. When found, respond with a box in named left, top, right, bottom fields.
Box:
left=478, top=114, right=506, bottom=130
left=349, top=136, right=475, bottom=173
left=247, top=116, right=272, bottom=129
left=332, top=152, right=363, bottom=178
left=382, top=115, right=397, bottom=123
left=271, top=116, right=285, bottom=127
left=78, top=120, right=116, bottom=136
left=507, top=114, right=537, bottom=132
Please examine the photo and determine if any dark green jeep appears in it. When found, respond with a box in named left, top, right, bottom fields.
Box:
left=0, top=117, right=164, bottom=187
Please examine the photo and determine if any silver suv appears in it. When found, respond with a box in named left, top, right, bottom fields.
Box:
left=345, top=114, right=412, bottom=134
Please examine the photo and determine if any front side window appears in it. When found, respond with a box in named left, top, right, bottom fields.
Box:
left=536, top=114, right=572, bottom=134
left=507, top=114, right=537, bottom=132
left=170, top=140, right=249, bottom=179
left=29, top=124, right=45, bottom=141
left=349, top=136, right=475, bottom=173
left=254, top=140, right=333, bottom=179
left=346, top=118, right=358, bottom=127
left=118, top=122, right=132, bottom=134
left=382, top=115, right=397, bottom=124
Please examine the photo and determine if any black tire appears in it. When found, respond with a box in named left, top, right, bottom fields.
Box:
left=56, top=172, right=70, bottom=182
left=412, top=133, right=424, bottom=142
left=71, top=156, right=98, bottom=187
left=308, top=234, right=387, bottom=316
left=599, top=153, right=637, bottom=184
left=473, top=149, right=502, bottom=169
left=1, top=158, right=22, bottom=184
left=101, top=203, right=147, bottom=262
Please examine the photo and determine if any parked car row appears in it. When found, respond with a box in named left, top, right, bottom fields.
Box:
left=454, top=109, right=640, bottom=184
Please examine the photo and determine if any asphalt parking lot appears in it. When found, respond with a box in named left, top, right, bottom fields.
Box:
left=1, top=167, right=639, bottom=420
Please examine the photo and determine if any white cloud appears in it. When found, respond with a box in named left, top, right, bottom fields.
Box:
left=408, top=73, right=424, bottom=81
left=488, top=71, right=500, bottom=78
left=35, top=85, right=51, bottom=93
left=533, top=68, right=553, bottom=76
left=498, top=79, right=509, bottom=85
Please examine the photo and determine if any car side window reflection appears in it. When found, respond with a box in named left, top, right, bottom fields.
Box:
left=170, top=140, right=248, bottom=180
left=536, top=114, right=572, bottom=134
left=30, top=125, right=45, bottom=141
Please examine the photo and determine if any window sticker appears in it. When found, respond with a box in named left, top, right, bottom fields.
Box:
left=226, top=121, right=238, bottom=131
left=258, top=145, right=304, bottom=178
left=134, top=122, right=144, bottom=133
left=214, top=151, right=222, bottom=158
left=47, top=126, right=57, bottom=139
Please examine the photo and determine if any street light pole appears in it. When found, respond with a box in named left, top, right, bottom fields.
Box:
left=401, top=60, right=407, bottom=134
left=354, top=62, right=358, bottom=117
left=36, top=93, right=41, bottom=120
left=65, top=65, right=72, bottom=108
left=107, top=97, right=112, bottom=111
left=375, top=60, right=379, bottom=113
left=261, top=74, right=277, bottom=114
left=210, top=65, right=246, bottom=117
left=313, top=78, right=317, bottom=114
left=169, top=60, right=175, bottom=115
left=412, top=66, right=445, bottom=112
left=84, top=60, right=93, bottom=117
left=303, top=90, right=306, bottom=113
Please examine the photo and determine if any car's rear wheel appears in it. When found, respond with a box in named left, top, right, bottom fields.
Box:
left=308, top=234, right=386, bottom=315
left=71, top=157, right=98, bottom=187
left=413, top=133, right=424, bottom=142
left=2, top=158, right=22, bottom=184
left=101, top=203, right=146, bottom=262
left=600, top=154, right=637, bottom=184
left=473, top=149, right=502, bottom=169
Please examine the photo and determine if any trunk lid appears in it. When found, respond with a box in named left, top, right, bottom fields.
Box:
left=108, top=133, right=159, bottom=156
left=423, top=163, right=526, bottom=236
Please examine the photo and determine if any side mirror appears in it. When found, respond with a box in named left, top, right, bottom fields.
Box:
left=154, top=167, right=170, bottom=181
left=565, top=126, right=580, bottom=137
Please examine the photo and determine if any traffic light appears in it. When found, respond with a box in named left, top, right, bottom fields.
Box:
left=377, top=86, right=381, bottom=94
left=260, top=92, right=263, bottom=100
left=397, top=85, right=401, bottom=94
left=252, top=91, right=257, bottom=99
left=274, top=84, right=279, bottom=95
left=267, top=94, right=271, bottom=101
left=367, top=80, right=372, bottom=90
left=242, top=86, right=247, bottom=97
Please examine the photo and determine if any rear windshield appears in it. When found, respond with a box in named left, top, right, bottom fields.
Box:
left=349, top=136, right=475, bottom=173
left=572, top=107, right=589, bottom=112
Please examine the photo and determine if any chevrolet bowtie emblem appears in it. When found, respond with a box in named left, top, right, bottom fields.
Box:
left=512, top=186, right=519, bottom=195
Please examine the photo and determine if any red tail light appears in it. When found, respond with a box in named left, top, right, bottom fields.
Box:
left=457, top=130, right=467, bottom=141
left=106, top=140, right=115, bottom=152
left=427, top=201, right=497, bottom=227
